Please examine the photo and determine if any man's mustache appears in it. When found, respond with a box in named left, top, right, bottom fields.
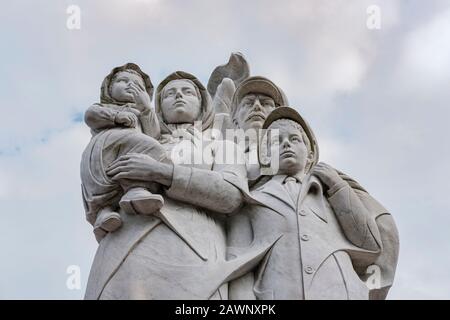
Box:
left=246, top=112, right=266, bottom=121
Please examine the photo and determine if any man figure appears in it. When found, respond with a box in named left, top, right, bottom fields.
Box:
left=231, top=76, right=287, bottom=131
left=225, top=76, right=289, bottom=182
left=231, top=107, right=383, bottom=299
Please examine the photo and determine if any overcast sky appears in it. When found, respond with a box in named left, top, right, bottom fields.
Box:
left=0, top=0, right=449, bottom=299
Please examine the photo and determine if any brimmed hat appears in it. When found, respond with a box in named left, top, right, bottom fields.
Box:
left=230, top=76, right=288, bottom=119
left=261, top=107, right=319, bottom=171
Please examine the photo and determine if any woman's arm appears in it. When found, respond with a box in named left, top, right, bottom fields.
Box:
left=106, top=150, right=247, bottom=214
left=164, top=162, right=245, bottom=214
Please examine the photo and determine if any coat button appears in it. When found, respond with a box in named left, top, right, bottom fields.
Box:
left=305, top=266, right=314, bottom=274
left=299, top=209, right=307, bottom=216
left=301, top=234, right=309, bottom=241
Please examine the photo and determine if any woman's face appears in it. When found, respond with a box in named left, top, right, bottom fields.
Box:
left=160, top=80, right=201, bottom=124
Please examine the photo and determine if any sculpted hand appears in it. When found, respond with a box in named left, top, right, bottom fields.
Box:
left=126, top=82, right=151, bottom=113
left=212, top=78, right=235, bottom=114
left=106, top=153, right=173, bottom=187
left=311, top=162, right=343, bottom=189
left=115, top=111, right=138, bottom=128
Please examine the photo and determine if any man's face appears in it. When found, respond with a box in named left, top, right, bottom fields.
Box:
left=110, top=71, right=145, bottom=103
left=161, top=80, right=201, bottom=124
left=235, top=93, right=276, bottom=131
left=269, top=120, right=309, bottom=176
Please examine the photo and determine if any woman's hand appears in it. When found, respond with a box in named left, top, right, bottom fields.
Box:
left=106, top=154, right=173, bottom=187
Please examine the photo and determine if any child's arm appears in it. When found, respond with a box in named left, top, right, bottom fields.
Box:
left=85, top=103, right=138, bottom=131
left=312, top=163, right=382, bottom=252
left=326, top=180, right=381, bottom=251
left=125, top=82, right=161, bottom=139
left=138, top=107, right=161, bottom=140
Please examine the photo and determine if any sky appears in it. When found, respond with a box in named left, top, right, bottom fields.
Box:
left=0, top=0, right=449, bottom=299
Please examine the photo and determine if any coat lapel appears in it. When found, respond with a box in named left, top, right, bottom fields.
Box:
left=251, top=175, right=296, bottom=215
left=252, top=174, right=328, bottom=223
left=298, top=174, right=328, bottom=223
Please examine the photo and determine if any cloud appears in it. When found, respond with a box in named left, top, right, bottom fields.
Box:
left=0, top=122, right=96, bottom=299
left=1, top=0, right=450, bottom=299
left=397, top=7, right=450, bottom=93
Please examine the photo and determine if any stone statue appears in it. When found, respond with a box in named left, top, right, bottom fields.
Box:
left=229, top=107, right=383, bottom=299
left=226, top=76, right=399, bottom=300
left=82, top=55, right=399, bottom=300
left=207, top=52, right=249, bottom=104
left=229, top=76, right=290, bottom=182
left=81, top=63, right=168, bottom=242
left=84, top=70, right=270, bottom=300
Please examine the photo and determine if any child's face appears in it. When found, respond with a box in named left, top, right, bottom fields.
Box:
left=269, top=120, right=309, bottom=176
left=109, top=71, right=145, bottom=103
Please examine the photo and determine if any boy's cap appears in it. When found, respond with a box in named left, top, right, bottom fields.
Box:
left=262, top=106, right=319, bottom=166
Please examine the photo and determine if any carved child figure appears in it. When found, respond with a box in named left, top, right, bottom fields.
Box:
left=230, top=107, right=383, bottom=299
left=81, top=63, right=168, bottom=242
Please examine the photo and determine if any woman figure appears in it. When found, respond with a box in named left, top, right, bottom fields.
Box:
left=85, top=71, right=269, bottom=300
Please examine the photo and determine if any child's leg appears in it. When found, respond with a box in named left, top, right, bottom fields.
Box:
left=93, top=206, right=122, bottom=242
left=105, top=130, right=169, bottom=215
left=120, top=187, right=164, bottom=215
left=118, top=180, right=164, bottom=215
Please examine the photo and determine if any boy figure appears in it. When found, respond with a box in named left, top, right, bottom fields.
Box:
left=81, top=63, right=168, bottom=242
left=232, top=107, right=383, bottom=299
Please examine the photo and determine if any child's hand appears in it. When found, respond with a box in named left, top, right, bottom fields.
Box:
left=312, top=162, right=343, bottom=189
left=115, top=111, right=138, bottom=128
left=126, top=82, right=151, bottom=113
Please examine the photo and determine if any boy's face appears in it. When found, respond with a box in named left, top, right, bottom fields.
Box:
left=269, top=120, right=309, bottom=176
left=110, top=71, right=145, bottom=103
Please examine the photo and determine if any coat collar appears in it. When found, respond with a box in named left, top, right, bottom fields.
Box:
left=251, top=173, right=328, bottom=222
left=256, top=174, right=296, bottom=212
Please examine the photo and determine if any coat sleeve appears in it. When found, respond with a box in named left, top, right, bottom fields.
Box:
left=138, top=108, right=161, bottom=140
left=327, top=181, right=382, bottom=253
left=327, top=171, right=399, bottom=299
left=164, top=140, right=247, bottom=214
left=84, top=103, right=119, bottom=131
left=329, top=170, right=399, bottom=299
left=354, top=189, right=399, bottom=300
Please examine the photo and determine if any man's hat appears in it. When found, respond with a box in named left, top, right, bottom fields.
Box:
left=231, top=76, right=288, bottom=119
left=261, top=107, right=319, bottom=171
